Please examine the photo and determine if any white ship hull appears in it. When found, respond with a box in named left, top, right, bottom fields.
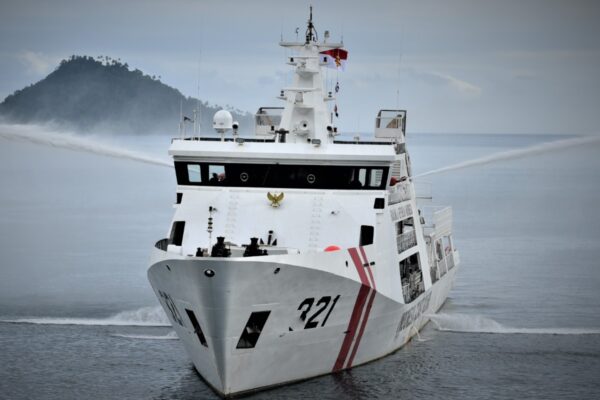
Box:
left=148, top=244, right=458, bottom=397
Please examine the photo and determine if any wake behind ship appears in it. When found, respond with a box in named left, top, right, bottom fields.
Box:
left=148, top=8, right=459, bottom=397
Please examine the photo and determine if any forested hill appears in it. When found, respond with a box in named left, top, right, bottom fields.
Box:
left=0, top=55, right=252, bottom=134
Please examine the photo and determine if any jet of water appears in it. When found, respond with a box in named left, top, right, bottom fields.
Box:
left=427, top=313, right=600, bottom=335
left=0, top=306, right=170, bottom=327
left=111, top=331, right=179, bottom=340
left=0, top=123, right=172, bottom=168
left=417, top=135, right=600, bottom=178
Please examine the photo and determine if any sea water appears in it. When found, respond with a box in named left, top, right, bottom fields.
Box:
left=0, top=129, right=599, bottom=399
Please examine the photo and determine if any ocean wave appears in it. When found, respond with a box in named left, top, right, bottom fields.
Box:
left=0, top=306, right=170, bottom=327
left=427, top=313, right=600, bottom=335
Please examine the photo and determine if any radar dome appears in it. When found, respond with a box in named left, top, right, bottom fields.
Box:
left=213, top=110, right=233, bottom=133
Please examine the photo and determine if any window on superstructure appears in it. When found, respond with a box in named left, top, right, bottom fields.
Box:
left=369, top=169, right=384, bottom=187
left=174, top=162, right=389, bottom=190
left=187, top=164, right=202, bottom=183
left=442, top=236, right=452, bottom=256
left=396, top=218, right=416, bottom=253
left=208, top=165, right=226, bottom=185
left=435, top=239, right=444, bottom=261
left=399, top=253, right=424, bottom=303
left=396, top=217, right=414, bottom=235
left=358, top=168, right=367, bottom=187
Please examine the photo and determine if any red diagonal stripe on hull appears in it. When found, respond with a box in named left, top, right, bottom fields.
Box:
left=346, top=287, right=376, bottom=368
left=349, top=248, right=369, bottom=285
left=333, top=284, right=370, bottom=372
left=332, top=248, right=372, bottom=372
left=359, top=246, right=376, bottom=290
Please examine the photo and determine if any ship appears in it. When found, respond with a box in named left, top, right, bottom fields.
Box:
left=148, top=7, right=459, bottom=397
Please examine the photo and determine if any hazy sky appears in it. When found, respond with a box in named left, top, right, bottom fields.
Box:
left=1, top=0, right=599, bottom=135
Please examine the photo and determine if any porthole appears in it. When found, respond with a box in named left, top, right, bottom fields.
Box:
left=240, top=172, right=249, bottom=182
left=307, top=174, right=316, bottom=184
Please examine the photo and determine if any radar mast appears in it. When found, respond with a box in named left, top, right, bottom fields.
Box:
left=305, top=5, right=318, bottom=44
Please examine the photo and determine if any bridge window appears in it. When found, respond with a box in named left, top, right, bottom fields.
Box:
left=208, top=165, right=226, bottom=184
left=369, top=169, right=384, bottom=187
left=174, top=162, right=389, bottom=190
left=187, top=164, right=202, bottom=183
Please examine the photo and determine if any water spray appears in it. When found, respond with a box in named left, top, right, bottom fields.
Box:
left=0, top=123, right=172, bottom=168
left=417, top=135, right=600, bottom=178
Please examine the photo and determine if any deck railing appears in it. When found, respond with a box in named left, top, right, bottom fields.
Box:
left=435, top=252, right=455, bottom=277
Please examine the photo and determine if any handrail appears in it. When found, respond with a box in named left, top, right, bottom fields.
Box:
left=171, top=137, right=276, bottom=143
left=333, top=140, right=393, bottom=145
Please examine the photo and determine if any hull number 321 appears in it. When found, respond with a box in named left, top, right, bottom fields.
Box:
left=297, top=295, right=340, bottom=329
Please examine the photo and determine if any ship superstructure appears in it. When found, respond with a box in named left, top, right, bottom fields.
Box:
left=148, top=8, right=459, bottom=397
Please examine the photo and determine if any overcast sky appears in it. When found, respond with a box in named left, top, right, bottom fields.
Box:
left=1, top=0, right=599, bottom=134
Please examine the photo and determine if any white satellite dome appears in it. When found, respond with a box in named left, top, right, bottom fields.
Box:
left=213, top=109, right=233, bottom=133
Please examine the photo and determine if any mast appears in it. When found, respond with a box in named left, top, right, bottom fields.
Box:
left=276, top=6, right=343, bottom=143
left=305, top=5, right=317, bottom=44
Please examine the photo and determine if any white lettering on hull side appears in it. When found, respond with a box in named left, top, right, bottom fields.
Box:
left=394, top=292, right=432, bottom=339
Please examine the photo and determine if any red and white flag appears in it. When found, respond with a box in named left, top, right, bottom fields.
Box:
left=320, top=48, right=348, bottom=71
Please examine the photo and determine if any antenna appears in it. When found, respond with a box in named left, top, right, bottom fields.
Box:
left=305, top=5, right=318, bottom=44
left=396, top=55, right=401, bottom=109
left=195, top=19, right=204, bottom=136
left=396, top=24, right=405, bottom=110
left=179, top=99, right=183, bottom=138
left=196, top=50, right=202, bottom=136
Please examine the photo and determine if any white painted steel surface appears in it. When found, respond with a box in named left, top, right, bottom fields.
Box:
left=148, top=250, right=458, bottom=396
